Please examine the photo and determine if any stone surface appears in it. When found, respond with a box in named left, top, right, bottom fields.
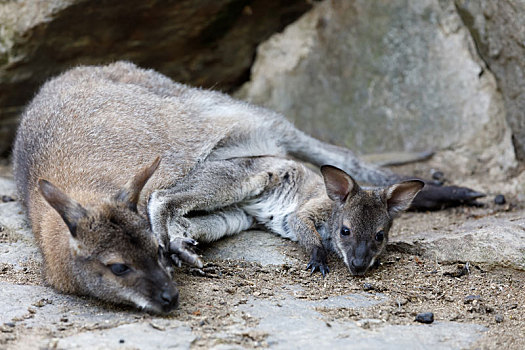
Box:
left=391, top=212, right=525, bottom=270
left=57, top=322, right=195, bottom=350
left=240, top=293, right=485, bottom=349
left=454, top=0, right=525, bottom=161
left=0, top=0, right=311, bottom=156
left=237, top=0, right=517, bottom=175
left=0, top=177, right=38, bottom=269
left=203, top=230, right=298, bottom=266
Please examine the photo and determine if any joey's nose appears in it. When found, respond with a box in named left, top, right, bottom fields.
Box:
left=351, top=259, right=367, bottom=275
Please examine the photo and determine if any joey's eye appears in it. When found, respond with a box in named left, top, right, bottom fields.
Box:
left=340, top=226, right=350, bottom=236
left=375, top=230, right=385, bottom=242
left=109, top=263, right=131, bottom=276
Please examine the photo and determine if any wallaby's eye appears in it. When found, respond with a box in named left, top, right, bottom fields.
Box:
left=375, top=230, right=385, bottom=242
left=340, top=226, right=350, bottom=236
left=109, top=263, right=131, bottom=276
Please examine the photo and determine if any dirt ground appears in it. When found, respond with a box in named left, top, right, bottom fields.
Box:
left=1, top=161, right=524, bottom=349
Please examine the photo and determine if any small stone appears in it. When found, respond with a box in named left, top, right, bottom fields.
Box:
left=494, top=194, right=506, bottom=205
left=431, top=170, right=444, bottom=181
left=1, top=195, right=15, bottom=203
left=119, top=339, right=125, bottom=344
left=415, top=312, right=434, bottom=324
left=464, top=295, right=482, bottom=304
left=4, top=322, right=15, bottom=328
left=362, top=283, right=374, bottom=291
left=495, top=315, right=504, bottom=323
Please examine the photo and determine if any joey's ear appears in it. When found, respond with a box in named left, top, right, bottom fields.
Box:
left=115, top=156, right=161, bottom=211
left=386, top=180, right=424, bottom=217
left=321, top=165, right=358, bottom=203
left=38, top=179, right=88, bottom=237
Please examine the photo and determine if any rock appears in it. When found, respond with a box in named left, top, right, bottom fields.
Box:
left=203, top=230, right=298, bottom=266
left=56, top=322, right=195, bottom=350
left=390, top=211, right=525, bottom=271
left=464, top=295, right=482, bottom=304
left=241, top=296, right=485, bottom=349
left=237, top=0, right=517, bottom=176
left=495, top=315, right=504, bottom=323
left=455, top=0, right=525, bottom=162
left=1, top=195, right=15, bottom=203
left=415, top=312, right=434, bottom=324
left=494, top=194, right=506, bottom=205
left=431, top=171, right=445, bottom=181
left=0, top=0, right=311, bottom=157
left=362, top=283, right=374, bottom=291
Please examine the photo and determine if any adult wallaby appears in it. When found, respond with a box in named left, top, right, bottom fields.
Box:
left=14, top=62, right=481, bottom=308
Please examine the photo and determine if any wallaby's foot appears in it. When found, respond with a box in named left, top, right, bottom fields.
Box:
left=169, top=237, right=203, bottom=268
left=410, top=183, right=485, bottom=211
left=167, top=215, right=192, bottom=237
left=306, top=246, right=330, bottom=277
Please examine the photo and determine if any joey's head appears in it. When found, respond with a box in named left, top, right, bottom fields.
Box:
left=38, top=157, right=179, bottom=314
left=321, top=166, right=423, bottom=276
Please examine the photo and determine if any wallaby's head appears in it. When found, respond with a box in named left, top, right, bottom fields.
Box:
left=321, top=165, right=423, bottom=276
left=38, top=157, right=179, bottom=313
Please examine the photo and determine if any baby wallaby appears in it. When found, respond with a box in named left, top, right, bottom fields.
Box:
left=14, top=61, right=480, bottom=309
left=150, top=156, right=423, bottom=276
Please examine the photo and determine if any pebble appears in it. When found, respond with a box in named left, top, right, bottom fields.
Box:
left=415, top=312, right=434, bottom=324
left=464, top=295, right=482, bottom=304
left=431, top=170, right=444, bottom=181
left=1, top=195, right=15, bottom=203
left=494, top=194, right=506, bottom=205
left=119, top=339, right=125, bottom=344
left=362, top=283, right=374, bottom=291
left=495, top=315, right=504, bottom=323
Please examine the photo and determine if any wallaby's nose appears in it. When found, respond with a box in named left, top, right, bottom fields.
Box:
left=351, top=259, right=367, bottom=275
left=160, top=287, right=179, bottom=311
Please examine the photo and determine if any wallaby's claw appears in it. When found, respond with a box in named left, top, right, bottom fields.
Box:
left=169, top=237, right=203, bottom=268
left=410, top=183, right=486, bottom=211
left=307, top=246, right=330, bottom=277
left=306, top=261, right=330, bottom=277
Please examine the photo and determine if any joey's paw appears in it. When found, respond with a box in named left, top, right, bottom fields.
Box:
left=169, top=237, right=203, bottom=268
left=411, top=183, right=485, bottom=211
left=306, top=247, right=330, bottom=277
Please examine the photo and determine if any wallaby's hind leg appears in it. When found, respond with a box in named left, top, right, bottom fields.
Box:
left=148, top=159, right=276, bottom=267
left=168, top=208, right=254, bottom=268
left=183, top=207, right=255, bottom=243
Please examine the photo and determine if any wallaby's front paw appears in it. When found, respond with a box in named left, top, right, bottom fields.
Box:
left=169, top=237, right=203, bottom=269
left=306, top=246, right=330, bottom=277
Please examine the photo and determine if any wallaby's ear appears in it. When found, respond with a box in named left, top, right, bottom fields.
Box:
left=115, top=157, right=161, bottom=211
left=321, top=165, right=358, bottom=203
left=38, top=179, right=88, bottom=237
left=386, top=180, right=424, bottom=217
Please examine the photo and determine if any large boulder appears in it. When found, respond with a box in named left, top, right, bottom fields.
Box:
left=0, top=0, right=311, bottom=156
left=455, top=0, right=525, bottom=162
left=237, top=0, right=517, bottom=176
